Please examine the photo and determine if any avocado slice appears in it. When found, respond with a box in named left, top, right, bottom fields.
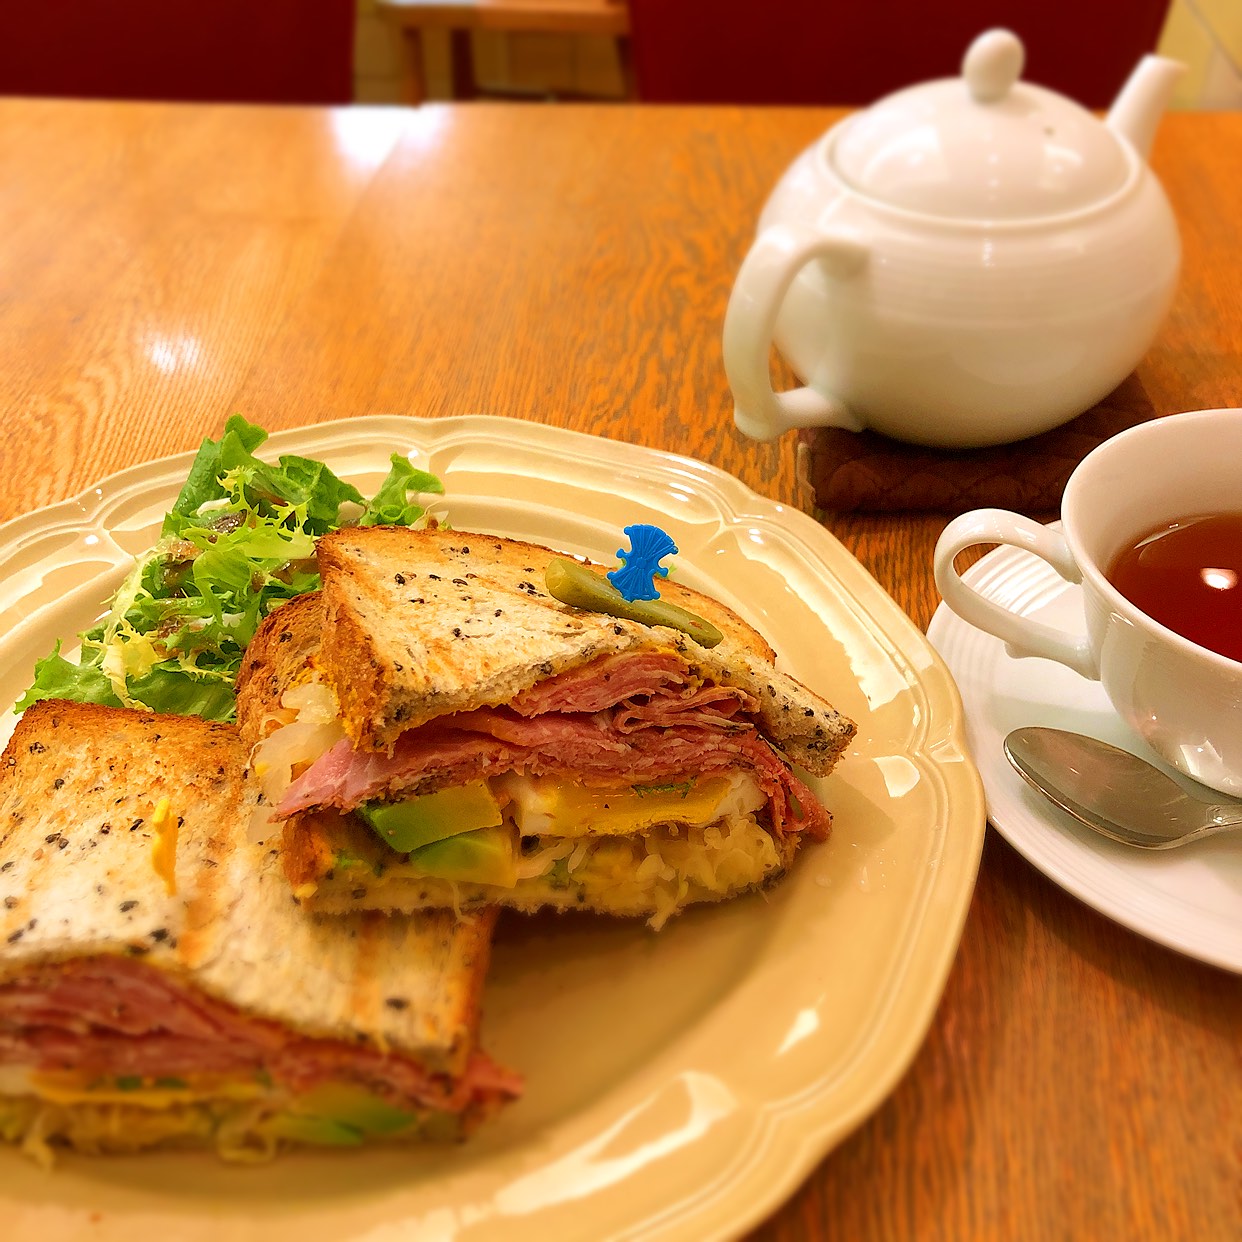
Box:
left=264, top=1112, right=364, bottom=1147
left=407, top=824, right=518, bottom=887
left=357, top=781, right=502, bottom=853
left=288, top=1084, right=419, bottom=1137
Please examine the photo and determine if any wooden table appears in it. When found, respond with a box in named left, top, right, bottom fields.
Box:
left=377, top=0, right=631, bottom=102
left=0, top=97, right=1238, bottom=1238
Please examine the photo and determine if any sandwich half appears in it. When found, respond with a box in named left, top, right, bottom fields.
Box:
left=238, top=527, right=856, bottom=927
left=0, top=700, right=517, bottom=1164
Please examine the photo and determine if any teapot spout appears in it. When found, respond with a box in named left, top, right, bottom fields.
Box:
left=1106, top=55, right=1184, bottom=161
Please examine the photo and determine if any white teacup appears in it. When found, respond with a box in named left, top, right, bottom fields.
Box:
left=934, top=408, right=1242, bottom=796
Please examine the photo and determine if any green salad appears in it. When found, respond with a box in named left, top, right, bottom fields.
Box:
left=16, top=416, right=442, bottom=722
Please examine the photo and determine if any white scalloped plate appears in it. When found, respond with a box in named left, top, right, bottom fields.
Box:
left=0, top=416, right=985, bottom=1242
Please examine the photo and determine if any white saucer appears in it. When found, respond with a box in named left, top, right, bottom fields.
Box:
left=927, top=537, right=1242, bottom=973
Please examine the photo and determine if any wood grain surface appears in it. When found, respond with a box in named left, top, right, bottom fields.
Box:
left=0, top=97, right=1238, bottom=1239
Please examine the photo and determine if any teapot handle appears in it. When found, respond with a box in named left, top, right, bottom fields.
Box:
left=723, top=222, right=868, bottom=441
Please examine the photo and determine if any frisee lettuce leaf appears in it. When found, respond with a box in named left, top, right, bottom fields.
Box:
left=16, top=417, right=444, bottom=722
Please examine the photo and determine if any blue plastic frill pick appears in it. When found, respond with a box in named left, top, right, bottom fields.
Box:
left=607, top=523, right=678, bottom=602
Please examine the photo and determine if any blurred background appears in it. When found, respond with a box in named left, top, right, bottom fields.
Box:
left=0, top=0, right=1237, bottom=110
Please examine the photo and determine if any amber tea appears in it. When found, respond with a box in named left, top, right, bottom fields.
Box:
left=1105, top=513, right=1242, bottom=663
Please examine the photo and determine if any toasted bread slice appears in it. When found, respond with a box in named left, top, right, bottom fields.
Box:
left=236, top=589, right=325, bottom=749
left=313, top=526, right=854, bottom=772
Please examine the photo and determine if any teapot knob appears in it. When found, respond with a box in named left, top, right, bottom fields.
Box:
left=963, top=29, right=1025, bottom=103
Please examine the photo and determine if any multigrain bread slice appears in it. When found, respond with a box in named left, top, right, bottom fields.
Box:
left=311, top=526, right=855, bottom=771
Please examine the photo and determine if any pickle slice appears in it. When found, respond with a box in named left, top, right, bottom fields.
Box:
left=545, top=558, right=723, bottom=648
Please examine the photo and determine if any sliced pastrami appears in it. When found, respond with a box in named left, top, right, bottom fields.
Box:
left=0, top=956, right=520, bottom=1114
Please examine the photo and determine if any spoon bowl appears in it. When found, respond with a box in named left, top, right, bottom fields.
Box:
left=1003, top=727, right=1242, bottom=849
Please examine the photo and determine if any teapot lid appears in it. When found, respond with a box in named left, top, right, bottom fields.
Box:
left=829, top=30, right=1132, bottom=221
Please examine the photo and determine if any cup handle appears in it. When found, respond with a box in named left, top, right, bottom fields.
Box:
left=723, top=223, right=868, bottom=442
left=933, top=509, right=1100, bottom=679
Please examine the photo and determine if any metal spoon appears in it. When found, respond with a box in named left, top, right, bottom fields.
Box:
left=1003, top=727, right=1242, bottom=849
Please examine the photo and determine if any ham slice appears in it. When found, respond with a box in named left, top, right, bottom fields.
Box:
left=507, top=651, right=735, bottom=715
left=279, top=652, right=832, bottom=839
left=0, top=956, right=520, bottom=1115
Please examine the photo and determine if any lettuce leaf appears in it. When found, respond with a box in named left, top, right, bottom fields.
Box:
left=17, top=418, right=443, bottom=722
left=16, top=641, right=120, bottom=709
left=359, top=455, right=443, bottom=527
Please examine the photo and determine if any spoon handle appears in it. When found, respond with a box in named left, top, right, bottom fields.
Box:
left=1003, top=726, right=1242, bottom=850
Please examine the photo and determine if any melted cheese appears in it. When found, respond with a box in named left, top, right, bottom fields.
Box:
left=28, top=1069, right=269, bottom=1109
left=494, top=771, right=766, bottom=838
left=150, top=796, right=178, bottom=895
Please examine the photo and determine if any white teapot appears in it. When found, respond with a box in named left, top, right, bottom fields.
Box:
left=723, top=30, right=1183, bottom=447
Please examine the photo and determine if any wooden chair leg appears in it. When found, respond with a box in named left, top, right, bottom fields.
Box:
left=449, top=29, right=478, bottom=100
left=615, top=35, right=636, bottom=99
left=395, top=26, right=427, bottom=105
